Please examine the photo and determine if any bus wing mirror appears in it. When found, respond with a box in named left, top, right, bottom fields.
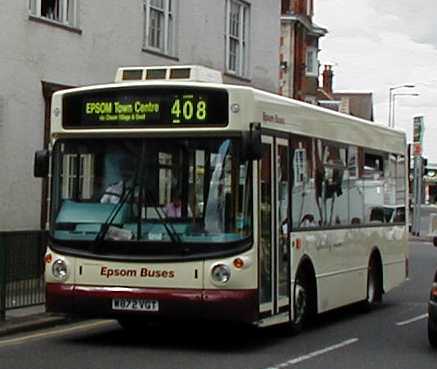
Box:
left=34, top=150, right=50, bottom=178
left=241, top=122, right=263, bottom=161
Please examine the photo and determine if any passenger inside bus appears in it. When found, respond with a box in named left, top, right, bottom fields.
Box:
left=164, top=193, right=182, bottom=218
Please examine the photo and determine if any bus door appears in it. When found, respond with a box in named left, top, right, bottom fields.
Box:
left=259, top=136, right=290, bottom=318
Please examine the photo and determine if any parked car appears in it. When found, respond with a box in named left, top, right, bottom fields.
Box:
left=429, top=237, right=437, bottom=348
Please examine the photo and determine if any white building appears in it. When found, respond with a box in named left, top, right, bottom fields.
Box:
left=0, top=0, right=280, bottom=231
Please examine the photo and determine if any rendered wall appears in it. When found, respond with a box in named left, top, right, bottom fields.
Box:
left=0, top=0, right=280, bottom=230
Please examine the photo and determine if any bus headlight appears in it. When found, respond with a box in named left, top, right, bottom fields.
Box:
left=52, top=259, right=69, bottom=281
left=211, top=264, right=231, bottom=284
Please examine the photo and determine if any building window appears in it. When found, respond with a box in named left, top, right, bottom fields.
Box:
left=144, top=0, right=175, bottom=56
left=226, top=0, right=250, bottom=77
left=61, top=153, right=94, bottom=200
left=29, top=0, right=78, bottom=27
left=305, top=47, right=319, bottom=76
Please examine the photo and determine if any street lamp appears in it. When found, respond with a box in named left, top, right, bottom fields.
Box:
left=392, top=92, right=420, bottom=128
left=388, top=84, right=415, bottom=127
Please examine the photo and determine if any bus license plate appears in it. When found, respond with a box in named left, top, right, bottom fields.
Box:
left=112, top=298, right=159, bottom=312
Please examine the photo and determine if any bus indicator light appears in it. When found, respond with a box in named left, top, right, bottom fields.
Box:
left=296, top=239, right=302, bottom=250
left=233, top=258, right=245, bottom=269
left=45, top=253, right=52, bottom=264
left=432, top=283, right=437, bottom=298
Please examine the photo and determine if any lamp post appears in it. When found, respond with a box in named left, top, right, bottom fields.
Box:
left=388, top=84, right=415, bottom=127
left=392, top=92, right=420, bottom=128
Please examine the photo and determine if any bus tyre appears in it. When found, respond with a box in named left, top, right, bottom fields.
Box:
left=290, top=271, right=314, bottom=334
left=362, top=256, right=382, bottom=311
left=429, top=320, right=437, bottom=348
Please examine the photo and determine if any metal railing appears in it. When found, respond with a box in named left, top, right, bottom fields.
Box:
left=0, top=231, right=47, bottom=320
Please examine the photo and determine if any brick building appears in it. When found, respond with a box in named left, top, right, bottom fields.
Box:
left=279, top=0, right=327, bottom=102
left=318, top=65, right=375, bottom=121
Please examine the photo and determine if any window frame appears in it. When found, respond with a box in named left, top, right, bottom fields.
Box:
left=143, top=0, right=176, bottom=56
left=305, top=46, right=319, bottom=77
left=225, top=0, right=250, bottom=78
left=306, top=0, right=313, bottom=17
left=61, top=152, right=94, bottom=200
left=29, top=0, right=78, bottom=28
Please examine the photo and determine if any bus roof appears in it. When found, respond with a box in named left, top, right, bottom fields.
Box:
left=252, top=88, right=406, bottom=154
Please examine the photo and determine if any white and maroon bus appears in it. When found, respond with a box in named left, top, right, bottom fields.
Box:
left=34, top=65, right=408, bottom=331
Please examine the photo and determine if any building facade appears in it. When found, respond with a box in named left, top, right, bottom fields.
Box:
left=279, top=0, right=327, bottom=101
left=0, top=0, right=281, bottom=231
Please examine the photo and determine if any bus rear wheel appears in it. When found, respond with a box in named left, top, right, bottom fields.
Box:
left=362, top=256, right=382, bottom=311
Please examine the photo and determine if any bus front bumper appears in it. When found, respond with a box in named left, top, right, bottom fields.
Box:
left=46, top=283, right=258, bottom=323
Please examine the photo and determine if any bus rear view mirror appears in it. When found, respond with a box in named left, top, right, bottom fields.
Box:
left=241, top=122, right=263, bottom=161
left=34, top=150, right=49, bottom=178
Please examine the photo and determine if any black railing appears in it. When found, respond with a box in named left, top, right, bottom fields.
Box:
left=0, top=231, right=47, bottom=320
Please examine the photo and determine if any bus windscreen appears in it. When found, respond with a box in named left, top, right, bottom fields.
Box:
left=62, top=87, right=229, bottom=128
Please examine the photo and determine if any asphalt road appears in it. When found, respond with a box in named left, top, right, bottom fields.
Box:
left=0, top=241, right=436, bottom=369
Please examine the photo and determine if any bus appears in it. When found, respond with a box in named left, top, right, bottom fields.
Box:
left=34, top=65, right=408, bottom=331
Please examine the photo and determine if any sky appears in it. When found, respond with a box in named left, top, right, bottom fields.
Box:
left=314, top=0, right=437, bottom=161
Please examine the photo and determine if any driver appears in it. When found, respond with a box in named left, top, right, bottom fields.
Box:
left=100, top=158, right=134, bottom=204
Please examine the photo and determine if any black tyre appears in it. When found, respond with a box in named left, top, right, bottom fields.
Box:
left=289, top=270, right=315, bottom=334
left=429, top=319, right=437, bottom=348
left=362, top=257, right=382, bottom=311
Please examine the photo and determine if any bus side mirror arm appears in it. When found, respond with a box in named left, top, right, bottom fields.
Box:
left=34, top=150, right=50, bottom=178
left=241, top=122, right=263, bottom=161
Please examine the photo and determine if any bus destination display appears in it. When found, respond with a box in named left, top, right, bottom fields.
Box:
left=62, top=87, right=228, bottom=128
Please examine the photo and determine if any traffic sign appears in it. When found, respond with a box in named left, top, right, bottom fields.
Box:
left=413, top=143, right=422, bottom=156
left=413, top=116, right=425, bottom=143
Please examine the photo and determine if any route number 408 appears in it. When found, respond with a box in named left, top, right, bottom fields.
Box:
left=171, top=98, right=207, bottom=122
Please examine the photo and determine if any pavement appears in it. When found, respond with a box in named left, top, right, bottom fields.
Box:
left=410, top=234, right=435, bottom=243
left=0, top=305, right=72, bottom=338
left=0, top=234, right=435, bottom=338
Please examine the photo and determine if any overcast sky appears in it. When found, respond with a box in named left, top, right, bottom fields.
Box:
left=314, top=0, right=437, bottom=161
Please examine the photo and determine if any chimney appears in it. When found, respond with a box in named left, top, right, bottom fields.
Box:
left=322, top=65, right=333, bottom=95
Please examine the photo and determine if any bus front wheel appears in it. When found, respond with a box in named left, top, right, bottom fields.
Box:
left=290, top=269, right=315, bottom=333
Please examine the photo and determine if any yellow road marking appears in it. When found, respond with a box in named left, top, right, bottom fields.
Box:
left=0, top=320, right=115, bottom=347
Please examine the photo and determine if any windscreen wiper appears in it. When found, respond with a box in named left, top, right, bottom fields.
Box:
left=94, top=185, right=136, bottom=244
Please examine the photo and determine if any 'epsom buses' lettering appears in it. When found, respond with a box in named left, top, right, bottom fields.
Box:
left=100, top=266, right=175, bottom=279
